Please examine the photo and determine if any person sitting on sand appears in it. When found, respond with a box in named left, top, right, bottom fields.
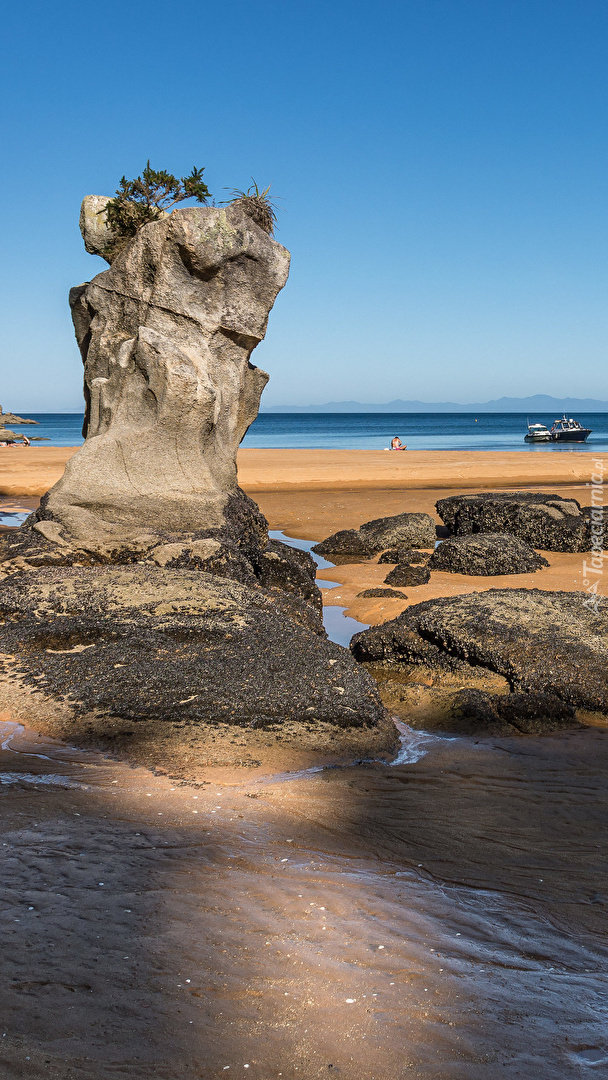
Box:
left=390, top=436, right=407, bottom=450
left=22, top=435, right=30, bottom=447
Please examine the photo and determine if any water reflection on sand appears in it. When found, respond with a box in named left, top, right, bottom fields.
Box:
left=1, top=717, right=607, bottom=1077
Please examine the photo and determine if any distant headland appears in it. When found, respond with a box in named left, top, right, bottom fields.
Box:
left=262, top=394, right=608, bottom=414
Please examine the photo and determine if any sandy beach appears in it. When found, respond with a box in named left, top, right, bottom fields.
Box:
left=1, top=448, right=607, bottom=1078
left=2, top=446, right=598, bottom=627
left=0, top=444, right=602, bottom=497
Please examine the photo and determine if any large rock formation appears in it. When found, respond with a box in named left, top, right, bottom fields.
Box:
left=351, top=589, right=608, bottom=730
left=436, top=492, right=591, bottom=553
left=0, top=200, right=395, bottom=770
left=30, top=202, right=290, bottom=544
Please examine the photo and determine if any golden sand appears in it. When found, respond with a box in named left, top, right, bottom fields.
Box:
left=0, top=443, right=602, bottom=497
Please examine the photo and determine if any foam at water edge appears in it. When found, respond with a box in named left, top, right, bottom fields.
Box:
left=391, top=720, right=453, bottom=765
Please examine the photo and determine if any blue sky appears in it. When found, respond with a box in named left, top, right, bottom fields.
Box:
left=1, top=0, right=607, bottom=410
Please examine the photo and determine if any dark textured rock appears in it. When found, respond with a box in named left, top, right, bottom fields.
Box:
left=359, top=512, right=436, bottom=551
left=436, top=492, right=591, bottom=553
left=357, top=588, right=407, bottom=599
left=429, top=533, right=549, bottom=576
left=149, top=538, right=258, bottom=585
left=448, top=689, right=576, bottom=735
left=449, top=689, right=505, bottom=731
left=495, top=691, right=576, bottom=733
left=265, top=539, right=317, bottom=577
left=311, top=530, right=374, bottom=558
left=377, top=548, right=429, bottom=565
left=313, top=513, right=435, bottom=558
left=351, top=589, right=608, bottom=716
left=0, top=566, right=386, bottom=731
left=251, top=539, right=322, bottom=618
left=384, top=565, right=431, bottom=587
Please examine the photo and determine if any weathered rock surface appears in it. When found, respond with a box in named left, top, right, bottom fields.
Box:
left=383, top=565, right=430, bottom=587
left=0, top=566, right=388, bottom=734
left=449, top=689, right=577, bottom=735
left=429, top=533, right=549, bottom=576
left=251, top=539, right=322, bottom=618
left=358, top=588, right=407, bottom=599
left=351, top=589, right=608, bottom=717
left=359, top=512, right=436, bottom=551
left=29, top=203, right=290, bottom=545
left=378, top=548, right=429, bottom=565
left=1, top=520, right=323, bottom=624
left=436, top=492, right=591, bottom=553
left=313, top=513, right=436, bottom=558
left=0, top=203, right=401, bottom=768
left=312, top=529, right=374, bottom=558
left=0, top=409, right=38, bottom=425
left=79, top=195, right=118, bottom=261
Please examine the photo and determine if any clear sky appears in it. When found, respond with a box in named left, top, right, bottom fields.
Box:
left=2, top=0, right=607, bottom=410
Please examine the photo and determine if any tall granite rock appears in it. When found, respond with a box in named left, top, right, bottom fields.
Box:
left=0, top=197, right=394, bottom=770
left=33, top=202, right=289, bottom=543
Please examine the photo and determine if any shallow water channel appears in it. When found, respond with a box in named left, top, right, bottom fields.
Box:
left=269, top=529, right=371, bottom=647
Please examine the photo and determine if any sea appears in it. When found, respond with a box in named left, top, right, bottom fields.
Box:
left=13, top=411, right=608, bottom=452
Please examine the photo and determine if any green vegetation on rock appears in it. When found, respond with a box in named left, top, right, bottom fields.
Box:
left=104, top=161, right=211, bottom=259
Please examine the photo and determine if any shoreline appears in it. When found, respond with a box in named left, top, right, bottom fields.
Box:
left=0, top=445, right=603, bottom=497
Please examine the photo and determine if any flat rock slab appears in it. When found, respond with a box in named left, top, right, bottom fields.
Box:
left=357, top=588, right=407, bottom=599
left=436, top=492, right=591, bottom=552
left=351, top=588, right=608, bottom=717
left=313, top=512, right=436, bottom=557
left=429, top=533, right=549, bottom=575
left=0, top=566, right=387, bottom=735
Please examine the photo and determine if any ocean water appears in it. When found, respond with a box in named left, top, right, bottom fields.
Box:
left=10, top=411, right=608, bottom=452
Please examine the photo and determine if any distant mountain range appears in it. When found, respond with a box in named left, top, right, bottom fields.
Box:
left=261, top=395, right=608, bottom=414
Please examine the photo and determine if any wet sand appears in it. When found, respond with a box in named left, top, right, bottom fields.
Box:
left=2, top=718, right=608, bottom=1079
left=0, top=459, right=607, bottom=1076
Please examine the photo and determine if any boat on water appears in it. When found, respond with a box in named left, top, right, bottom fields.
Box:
left=550, top=414, right=592, bottom=442
left=524, top=415, right=592, bottom=444
left=524, top=421, right=552, bottom=442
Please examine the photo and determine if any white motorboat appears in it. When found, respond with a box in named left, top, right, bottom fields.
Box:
left=524, top=421, right=552, bottom=442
